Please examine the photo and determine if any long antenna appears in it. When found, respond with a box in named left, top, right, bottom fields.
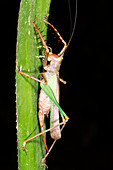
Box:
left=67, top=0, right=77, bottom=46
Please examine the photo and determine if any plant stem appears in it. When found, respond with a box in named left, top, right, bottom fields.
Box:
left=16, top=0, right=51, bottom=169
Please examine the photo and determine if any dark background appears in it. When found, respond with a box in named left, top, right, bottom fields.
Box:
left=1, top=0, right=113, bottom=169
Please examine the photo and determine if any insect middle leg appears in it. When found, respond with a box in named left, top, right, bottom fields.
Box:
left=33, top=19, right=49, bottom=55
left=17, top=69, right=46, bottom=84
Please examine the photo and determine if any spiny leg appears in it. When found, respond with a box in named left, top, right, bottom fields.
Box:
left=44, top=15, right=68, bottom=56
left=42, top=140, right=56, bottom=168
left=33, top=18, right=49, bottom=54
left=42, top=118, right=69, bottom=168
left=23, top=121, right=67, bottom=151
left=33, top=19, right=51, bottom=67
left=44, top=15, right=66, bottom=46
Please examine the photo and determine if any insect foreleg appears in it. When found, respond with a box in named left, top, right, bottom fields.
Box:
left=33, top=19, right=49, bottom=54
left=44, top=15, right=68, bottom=56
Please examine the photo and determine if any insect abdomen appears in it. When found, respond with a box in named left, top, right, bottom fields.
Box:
left=39, top=89, right=50, bottom=115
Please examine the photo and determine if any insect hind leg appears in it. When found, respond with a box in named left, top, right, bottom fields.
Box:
left=42, top=118, right=68, bottom=168
left=38, top=111, right=49, bottom=152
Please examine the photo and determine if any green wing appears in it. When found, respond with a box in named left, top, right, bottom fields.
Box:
left=40, top=83, right=68, bottom=121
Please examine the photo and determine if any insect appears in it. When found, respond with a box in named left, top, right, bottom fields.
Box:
left=18, top=15, right=69, bottom=163
left=18, top=1, right=77, bottom=167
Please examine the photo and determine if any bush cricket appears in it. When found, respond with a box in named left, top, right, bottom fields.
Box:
left=18, top=3, right=77, bottom=167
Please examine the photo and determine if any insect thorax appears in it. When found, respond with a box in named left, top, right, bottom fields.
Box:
left=44, top=53, right=63, bottom=73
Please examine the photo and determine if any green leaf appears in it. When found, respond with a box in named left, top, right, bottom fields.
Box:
left=16, top=0, right=51, bottom=169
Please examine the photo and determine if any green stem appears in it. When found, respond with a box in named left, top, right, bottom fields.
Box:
left=16, top=0, right=51, bottom=169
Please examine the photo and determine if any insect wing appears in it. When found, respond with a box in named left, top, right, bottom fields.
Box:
left=40, top=83, right=67, bottom=123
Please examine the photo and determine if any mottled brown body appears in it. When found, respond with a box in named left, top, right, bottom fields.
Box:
left=38, top=53, right=63, bottom=140
left=36, top=15, right=68, bottom=144
left=38, top=89, right=50, bottom=116
left=38, top=82, right=61, bottom=140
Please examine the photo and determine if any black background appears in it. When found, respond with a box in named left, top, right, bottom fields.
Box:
left=1, top=0, right=113, bottom=169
